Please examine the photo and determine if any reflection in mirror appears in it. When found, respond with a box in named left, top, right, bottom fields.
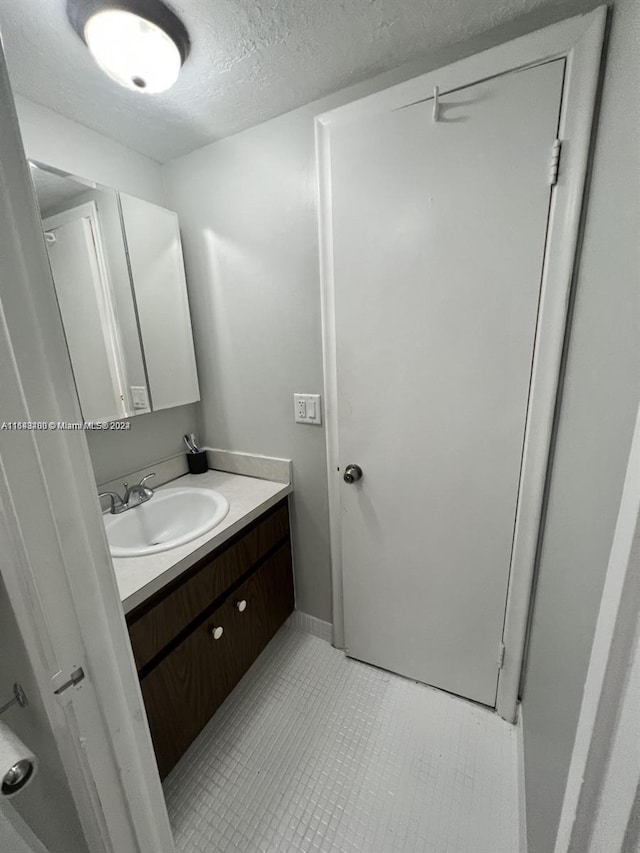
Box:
left=28, top=161, right=200, bottom=423
left=30, top=161, right=149, bottom=422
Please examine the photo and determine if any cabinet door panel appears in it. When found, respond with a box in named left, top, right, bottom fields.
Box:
left=224, top=541, right=295, bottom=682
left=119, top=192, right=200, bottom=410
left=140, top=613, right=236, bottom=779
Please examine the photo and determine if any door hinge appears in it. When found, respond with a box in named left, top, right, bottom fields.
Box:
left=53, top=667, right=86, bottom=696
left=549, top=139, right=562, bottom=186
left=498, top=642, right=506, bottom=669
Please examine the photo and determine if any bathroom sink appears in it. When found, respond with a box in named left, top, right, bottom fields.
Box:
left=104, top=487, right=230, bottom=557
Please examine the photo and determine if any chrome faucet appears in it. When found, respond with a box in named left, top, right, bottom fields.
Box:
left=99, top=473, right=156, bottom=514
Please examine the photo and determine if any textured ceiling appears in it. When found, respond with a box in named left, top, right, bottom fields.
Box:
left=0, top=0, right=560, bottom=162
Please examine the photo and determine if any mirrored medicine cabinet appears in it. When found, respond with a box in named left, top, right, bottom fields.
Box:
left=29, top=161, right=200, bottom=423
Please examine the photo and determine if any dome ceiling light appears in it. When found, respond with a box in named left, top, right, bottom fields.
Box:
left=67, top=0, right=190, bottom=93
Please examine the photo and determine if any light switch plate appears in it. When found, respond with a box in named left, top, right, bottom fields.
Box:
left=131, top=385, right=150, bottom=411
left=294, top=393, right=322, bottom=425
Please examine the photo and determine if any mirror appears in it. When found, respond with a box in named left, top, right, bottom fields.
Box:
left=29, top=161, right=200, bottom=422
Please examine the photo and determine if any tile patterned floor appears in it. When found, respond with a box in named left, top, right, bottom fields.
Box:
left=164, top=625, right=520, bottom=853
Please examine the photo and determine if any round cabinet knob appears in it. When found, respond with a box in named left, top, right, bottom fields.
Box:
left=343, top=464, right=363, bottom=484
left=236, top=599, right=247, bottom=613
left=210, top=626, right=224, bottom=640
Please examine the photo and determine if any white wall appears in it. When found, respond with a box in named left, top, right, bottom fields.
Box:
left=164, top=112, right=333, bottom=619
left=547, top=407, right=640, bottom=853
left=15, top=95, right=165, bottom=206
left=14, top=96, right=199, bottom=485
left=521, top=1, right=640, bottom=851
left=87, top=404, right=198, bottom=486
left=0, top=579, right=87, bottom=853
left=581, top=606, right=640, bottom=853
left=163, top=0, right=604, bottom=624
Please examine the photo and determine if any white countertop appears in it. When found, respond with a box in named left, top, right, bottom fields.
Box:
left=111, top=470, right=292, bottom=615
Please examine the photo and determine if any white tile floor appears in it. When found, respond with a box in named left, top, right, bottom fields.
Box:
left=164, top=625, right=520, bottom=853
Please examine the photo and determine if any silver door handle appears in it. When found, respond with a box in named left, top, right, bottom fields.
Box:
left=343, top=464, right=363, bottom=484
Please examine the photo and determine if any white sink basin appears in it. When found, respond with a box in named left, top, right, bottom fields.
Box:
left=104, top=487, right=230, bottom=557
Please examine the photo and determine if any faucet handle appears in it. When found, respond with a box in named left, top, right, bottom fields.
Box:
left=98, top=491, right=125, bottom=514
left=138, top=472, right=156, bottom=495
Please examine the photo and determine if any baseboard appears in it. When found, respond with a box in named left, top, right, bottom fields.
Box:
left=287, top=610, right=333, bottom=644
left=516, top=703, right=528, bottom=853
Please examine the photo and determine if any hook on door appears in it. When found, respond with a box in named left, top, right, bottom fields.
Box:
left=433, top=86, right=440, bottom=122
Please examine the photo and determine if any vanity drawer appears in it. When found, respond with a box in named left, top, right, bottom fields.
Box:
left=127, top=500, right=290, bottom=671
left=140, top=540, right=294, bottom=778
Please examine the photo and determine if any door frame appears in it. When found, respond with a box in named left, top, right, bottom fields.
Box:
left=316, top=7, right=606, bottom=722
left=553, top=404, right=640, bottom=852
left=0, top=36, right=175, bottom=853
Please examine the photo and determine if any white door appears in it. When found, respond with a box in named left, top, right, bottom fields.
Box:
left=329, top=60, right=564, bottom=707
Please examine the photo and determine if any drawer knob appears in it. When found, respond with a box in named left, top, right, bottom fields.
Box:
left=210, top=626, right=224, bottom=640
left=236, top=599, right=247, bottom=613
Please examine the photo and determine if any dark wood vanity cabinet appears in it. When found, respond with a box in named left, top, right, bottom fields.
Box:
left=126, top=499, right=294, bottom=779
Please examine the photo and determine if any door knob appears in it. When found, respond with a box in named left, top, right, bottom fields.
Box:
left=343, top=464, right=363, bottom=484
left=210, top=626, right=224, bottom=640
left=236, top=599, right=247, bottom=612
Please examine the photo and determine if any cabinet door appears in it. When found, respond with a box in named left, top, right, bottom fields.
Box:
left=119, top=193, right=200, bottom=410
left=140, top=611, right=236, bottom=779
left=225, top=541, right=295, bottom=680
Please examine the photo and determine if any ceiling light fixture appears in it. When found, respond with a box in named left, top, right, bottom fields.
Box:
left=67, top=0, right=190, bottom=94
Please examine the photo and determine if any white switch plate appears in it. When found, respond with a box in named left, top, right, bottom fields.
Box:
left=130, top=385, right=150, bottom=410
left=294, top=393, right=322, bottom=425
